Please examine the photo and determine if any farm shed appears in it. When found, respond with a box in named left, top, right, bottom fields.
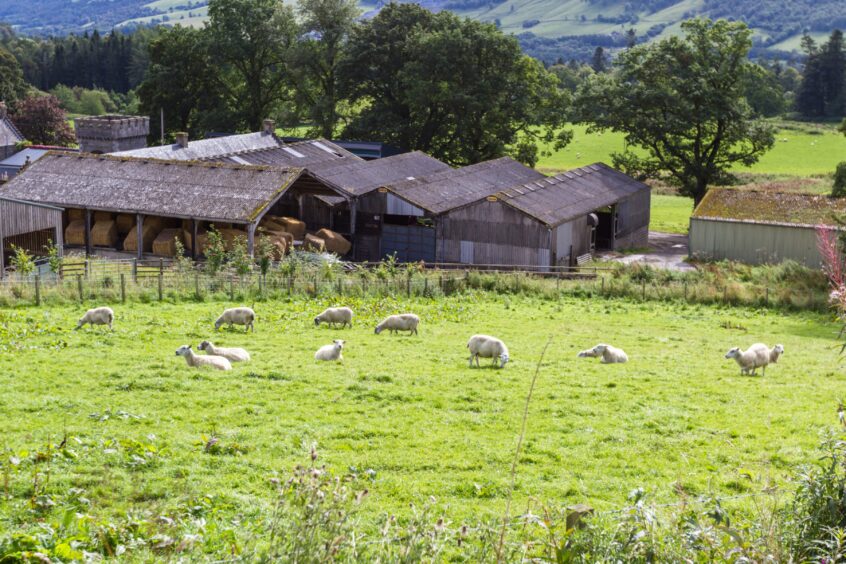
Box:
left=689, top=189, right=846, bottom=268
left=0, top=196, right=63, bottom=278
left=384, top=162, right=650, bottom=267
left=0, top=152, right=346, bottom=259
left=281, top=137, right=404, bottom=160
left=0, top=102, right=23, bottom=161
left=210, top=139, right=362, bottom=169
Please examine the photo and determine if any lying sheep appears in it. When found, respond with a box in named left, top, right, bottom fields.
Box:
left=314, top=307, right=353, bottom=329
left=175, top=345, right=231, bottom=371
left=725, top=343, right=784, bottom=376
left=315, top=339, right=345, bottom=362
left=375, top=314, right=420, bottom=335
left=467, top=334, right=509, bottom=368
left=198, top=340, right=250, bottom=363
left=577, top=344, right=628, bottom=364
left=75, top=306, right=114, bottom=330
left=215, top=307, right=255, bottom=332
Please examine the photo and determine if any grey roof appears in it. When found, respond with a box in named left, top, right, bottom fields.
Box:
left=0, top=152, right=302, bottom=223
left=0, top=148, right=51, bottom=167
left=311, top=151, right=451, bottom=197
left=497, top=163, right=650, bottom=227
left=387, top=157, right=546, bottom=214
left=211, top=139, right=363, bottom=169
left=112, top=131, right=282, bottom=161
left=0, top=116, right=24, bottom=148
left=313, top=194, right=347, bottom=207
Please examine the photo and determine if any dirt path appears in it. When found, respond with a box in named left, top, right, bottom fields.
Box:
left=601, top=231, right=694, bottom=271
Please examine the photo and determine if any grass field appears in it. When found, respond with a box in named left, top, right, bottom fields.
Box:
left=1, top=293, right=841, bottom=549
left=650, top=194, right=693, bottom=234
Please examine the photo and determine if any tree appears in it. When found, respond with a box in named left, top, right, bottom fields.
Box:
left=590, top=46, right=608, bottom=72
left=574, top=19, right=775, bottom=206
left=11, top=95, right=75, bottom=146
left=289, top=0, right=360, bottom=139
left=0, top=45, right=27, bottom=108
left=743, top=63, right=787, bottom=117
left=796, top=30, right=846, bottom=117
left=206, top=0, right=298, bottom=131
left=340, top=3, right=570, bottom=166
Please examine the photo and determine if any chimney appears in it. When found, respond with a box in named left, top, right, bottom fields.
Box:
left=175, top=132, right=189, bottom=148
left=0, top=101, right=6, bottom=120
left=262, top=119, right=275, bottom=135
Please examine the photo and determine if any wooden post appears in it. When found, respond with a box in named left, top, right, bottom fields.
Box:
left=77, top=274, right=83, bottom=302
left=337, top=277, right=342, bottom=296
left=765, top=286, right=769, bottom=306
left=229, top=276, right=234, bottom=300
left=684, top=281, right=688, bottom=301
left=159, top=258, right=164, bottom=276
left=641, top=279, right=646, bottom=300
left=158, top=271, right=163, bottom=301
left=195, top=273, right=200, bottom=300
left=120, top=273, right=126, bottom=303
left=34, top=275, right=41, bottom=306
left=424, top=277, right=428, bottom=295
left=247, top=223, right=256, bottom=258
left=84, top=209, right=92, bottom=257
left=191, top=219, right=198, bottom=260
left=84, top=259, right=89, bottom=279
left=601, top=276, right=605, bottom=293
left=135, top=214, right=144, bottom=260
left=132, top=258, right=138, bottom=283
left=724, top=286, right=728, bottom=303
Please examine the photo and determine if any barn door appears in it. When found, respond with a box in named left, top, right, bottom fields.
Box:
left=460, top=240, right=474, bottom=264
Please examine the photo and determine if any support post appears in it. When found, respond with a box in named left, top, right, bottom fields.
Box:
left=120, top=273, right=126, bottom=303
left=84, top=209, right=92, bottom=257
left=0, top=236, right=4, bottom=279
left=191, top=219, right=198, bottom=260
left=158, top=271, right=163, bottom=301
left=136, top=214, right=144, bottom=259
left=247, top=223, right=256, bottom=258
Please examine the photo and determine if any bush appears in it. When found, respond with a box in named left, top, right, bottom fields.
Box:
left=833, top=162, right=846, bottom=197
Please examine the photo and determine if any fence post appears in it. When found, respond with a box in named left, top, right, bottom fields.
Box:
left=338, top=277, right=343, bottom=296
left=765, top=286, right=769, bottom=307
left=601, top=276, right=605, bottom=294
left=158, top=271, right=163, bottom=301
left=683, top=281, right=688, bottom=301
left=195, top=273, right=201, bottom=300
left=84, top=259, right=89, bottom=279
left=34, top=275, right=41, bottom=306
left=159, top=258, right=164, bottom=276
left=132, top=259, right=138, bottom=283
left=723, top=286, right=728, bottom=303
left=120, top=273, right=126, bottom=303
left=229, top=276, right=235, bottom=301
left=641, top=279, right=646, bottom=300
left=407, top=275, right=411, bottom=298
left=77, top=274, right=83, bottom=302
left=424, top=277, right=429, bottom=295
left=439, top=275, right=444, bottom=294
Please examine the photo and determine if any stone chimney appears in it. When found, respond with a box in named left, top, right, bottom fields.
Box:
left=0, top=102, right=7, bottom=120
left=262, top=119, right=275, bottom=135
left=175, top=132, right=189, bottom=148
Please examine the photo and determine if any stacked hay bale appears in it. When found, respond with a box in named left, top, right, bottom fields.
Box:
left=152, top=228, right=189, bottom=256
left=124, top=217, right=163, bottom=253
left=315, top=228, right=351, bottom=256
left=280, top=217, right=306, bottom=239
left=256, top=229, right=289, bottom=260
left=91, top=219, right=118, bottom=248
left=196, top=227, right=246, bottom=254
left=303, top=233, right=326, bottom=252
left=64, top=219, right=86, bottom=245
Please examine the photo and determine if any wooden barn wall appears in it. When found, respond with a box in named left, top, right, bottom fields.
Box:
left=301, top=195, right=330, bottom=230
left=0, top=200, right=63, bottom=241
left=615, top=190, right=651, bottom=243
left=437, top=200, right=550, bottom=266
left=689, top=218, right=822, bottom=268
left=357, top=192, right=386, bottom=215
left=553, top=215, right=590, bottom=265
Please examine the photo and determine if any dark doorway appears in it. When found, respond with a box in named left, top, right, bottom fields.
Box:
left=594, top=206, right=616, bottom=250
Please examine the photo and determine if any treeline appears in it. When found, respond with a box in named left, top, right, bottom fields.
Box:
left=796, top=30, right=846, bottom=118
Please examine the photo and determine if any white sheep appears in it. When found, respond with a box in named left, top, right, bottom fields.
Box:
left=375, top=313, right=420, bottom=335
left=175, top=345, right=232, bottom=371
left=215, top=307, right=255, bottom=332
left=725, top=343, right=784, bottom=376
left=577, top=344, right=628, bottom=364
left=315, top=339, right=345, bottom=361
left=467, top=334, right=509, bottom=368
left=75, top=306, right=114, bottom=330
left=198, top=340, right=250, bottom=363
left=314, top=307, right=353, bottom=329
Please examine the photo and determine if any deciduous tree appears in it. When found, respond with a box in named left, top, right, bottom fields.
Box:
left=0, top=45, right=27, bottom=108
left=11, top=94, right=75, bottom=146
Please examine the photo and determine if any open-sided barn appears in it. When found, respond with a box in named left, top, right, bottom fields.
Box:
left=0, top=196, right=63, bottom=278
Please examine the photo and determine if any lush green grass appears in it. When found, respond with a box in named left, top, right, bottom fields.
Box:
left=650, top=194, right=693, bottom=234
left=1, top=293, right=841, bottom=542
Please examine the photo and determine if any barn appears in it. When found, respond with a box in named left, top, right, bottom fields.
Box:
left=0, top=196, right=63, bottom=278
left=689, top=189, right=845, bottom=268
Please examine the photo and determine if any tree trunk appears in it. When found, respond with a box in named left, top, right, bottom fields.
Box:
left=692, top=179, right=708, bottom=208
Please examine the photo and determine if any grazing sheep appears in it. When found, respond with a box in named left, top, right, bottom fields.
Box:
left=467, top=334, right=509, bottom=368
left=375, top=314, right=420, bottom=335
left=75, top=306, right=114, bottom=330
left=315, top=339, right=345, bottom=361
left=577, top=344, right=628, bottom=364
left=198, top=340, right=250, bottom=363
left=725, top=343, right=784, bottom=376
left=215, top=307, right=255, bottom=332
left=175, top=345, right=231, bottom=371
left=314, top=307, right=353, bottom=329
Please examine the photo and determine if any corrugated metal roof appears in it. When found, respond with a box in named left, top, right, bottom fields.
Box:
left=312, top=151, right=451, bottom=197
left=211, top=139, right=363, bottom=169
left=0, top=116, right=24, bottom=149
left=692, top=188, right=846, bottom=227
left=0, top=152, right=302, bottom=223
left=497, top=162, right=650, bottom=226
left=112, top=131, right=282, bottom=161
left=386, top=157, right=546, bottom=214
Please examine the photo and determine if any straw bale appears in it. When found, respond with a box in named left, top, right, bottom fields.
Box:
left=64, top=220, right=86, bottom=246
left=152, top=228, right=188, bottom=256
left=116, top=214, right=134, bottom=235
left=94, top=211, right=113, bottom=222
left=67, top=208, right=84, bottom=221
left=91, top=220, right=118, bottom=247
left=303, top=233, right=325, bottom=253
left=280, top=216, right=306, bottom=238
left=315, top=228, right=351, bottom=255
left=123, top=223, right=162, bottom=253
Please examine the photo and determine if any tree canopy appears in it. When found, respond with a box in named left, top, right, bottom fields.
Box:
left=0, top=45, right=27, bottom=108
left=574, top=18, right=775, bottom=205
left=11, top=95, right=75, bottom=146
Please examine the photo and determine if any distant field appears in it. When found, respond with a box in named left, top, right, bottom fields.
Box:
left=650, top=194, right=693, bottom=234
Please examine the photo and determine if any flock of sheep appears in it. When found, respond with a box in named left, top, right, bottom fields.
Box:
left=74, top=305, right=785, bottom=376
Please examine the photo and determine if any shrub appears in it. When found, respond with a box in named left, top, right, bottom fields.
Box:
left=833, top=162, right=846, bottom=198
left=9, top=245, right=34, bottom=276
left=204, top=228, right=226, bottom=275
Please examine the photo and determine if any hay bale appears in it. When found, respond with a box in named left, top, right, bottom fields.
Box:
left=258, top=227, right=294, bottom=249
left=280, top=217, right=306, bottom=239
left=91, top=220, right=118, bottom=247
left=315, top=228, right=351, bottom=255
left=64, top=220, right=86, bottom=246
left=67, top=208, right=84, bottom=221
left=94, top=211, right=113, bottom=222
left=257, top=231, right=290, bottom=259
left=152, top=228, right=188, bottom=257
left=144, top=216, right=164, bottom=231
left=196, top=227, right=246, bottom=253
left=123, top=223, right=162, bottom=253
left=303, top=233, right=326, bottom=253
left=116, top=214, right=134, bottom=235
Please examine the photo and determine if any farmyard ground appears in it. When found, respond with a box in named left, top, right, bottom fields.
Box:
left=0, top=293, right=841, bottom=532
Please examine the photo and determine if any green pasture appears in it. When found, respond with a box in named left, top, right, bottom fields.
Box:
left=650, top=194, right=693, bottom=234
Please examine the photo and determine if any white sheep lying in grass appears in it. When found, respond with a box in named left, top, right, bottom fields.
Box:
left=215, top=307, right=255, bottom=332
left=725, top=343, right=784, bottom=376
left=314, top=307, right=353, bottom=329
left=315, top=339, right=345, bottom=362
left=577, top=344, right=628, bottom=364
left=175, top=345, right=232, bottom=371
left=75, top=306, right=114, bottom=330
left=467, top=334, right=509, bottom=368
left=375, top=314, right=420, bottom=335
left=198, top=340, right=250, bottom=363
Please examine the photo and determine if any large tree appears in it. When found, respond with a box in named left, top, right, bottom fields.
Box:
left=206, top=0, right=298, bottom=131
left=339, top=3, right=569, bottom=166
left=11, top=95, right=75, bottom=146
left=574, top=18, right=775, bottom=206
left=0, top=45, right=27, bottom=108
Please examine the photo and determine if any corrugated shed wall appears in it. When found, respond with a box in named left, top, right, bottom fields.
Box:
left=615, top=190, right=651, bottom=246
left=553, top=215, right=590, bottom=264
left=689, top=218, right=823, bottom=268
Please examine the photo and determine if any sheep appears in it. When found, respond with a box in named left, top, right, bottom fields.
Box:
left=75, top=306, right=114, bottom=330
left=314, top=307, right=353, bottom=329
left=375, top=314, right=420, bottom=335
left=725, top=343, right=784, bottom=376
left=215, top=307, right=255, bottom=332
left=315, top=339, right=345, bottom=362
left=467, top=334, right=509, bottom=368
left=577, top=344, right=628, bottom=364
left=198, top=340, right=250, bottom=363
left=175, top=345, right=231, bottom=371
